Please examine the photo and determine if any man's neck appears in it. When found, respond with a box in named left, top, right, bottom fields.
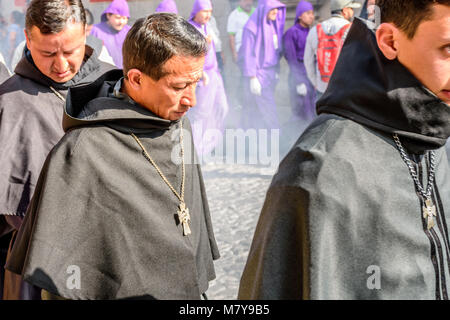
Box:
left=121, top=78, right=136, bottom=101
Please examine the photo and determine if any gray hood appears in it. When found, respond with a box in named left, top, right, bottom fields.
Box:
left=63, top=69, right=175, bottom=133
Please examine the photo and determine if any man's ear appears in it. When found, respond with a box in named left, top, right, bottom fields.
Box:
left=24, top=29, right=31, bottom=51
left=376, top=23, right=399, bottom=60
left=126, top=69, right=142, bottom=90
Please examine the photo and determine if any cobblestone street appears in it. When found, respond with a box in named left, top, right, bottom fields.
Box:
left=202, top=163, right=274, bottom=300
left=201, top=104, right=311, bottom=300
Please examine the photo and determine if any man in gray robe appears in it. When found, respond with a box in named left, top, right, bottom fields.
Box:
left=239, top=0, right=450, bottom=300
left=6, top=13, right=220, bottom=300
left=0, top=0, right=114, bottom=299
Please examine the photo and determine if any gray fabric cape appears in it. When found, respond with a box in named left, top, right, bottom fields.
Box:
left=0, top=46, right=115, bottom=218
left=6, top=70, right=220, bottom=299
left=238, top=19, right=450, bottom=300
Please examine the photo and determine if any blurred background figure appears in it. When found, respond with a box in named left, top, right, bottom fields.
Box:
left=90, top=0, right=130, bottom=68
left=188, top=0, right=229, bottom=157
left=155, top=0, right=178, bottom=14
left=360, top=0, right=376, bottom=21
left=6, top=11, right=25, bottom=70
left=304, top=0, right=361, bottom=101
left=85, top=8, right=115, bottom=66
left=238, top=0, right=286, bottom=130
left=209, top=15, right=225, bottom=81
left=0, top=53, right=10, bottom=84
left=10, top=7, right=115, bottom=73
left=283, top=1, right=316, bottom=122
left=226, top=0, right=254, bottom=124
left=227, top=0, right=255, bottom=64
left=0, top=15, right=8, bottom=69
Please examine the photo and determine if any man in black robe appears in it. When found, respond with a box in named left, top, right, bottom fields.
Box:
left=6, top=13, right=220, bottom=300
left=239, top=0, right=450, bottom=299
left=0, top=0, right=114, bottom=299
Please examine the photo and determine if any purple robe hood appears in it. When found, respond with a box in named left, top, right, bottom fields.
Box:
left=189, top=0, right=213, bottom=21
left=101, top=0, right=130, bottom=22
left=155, top=0, right=178, bottom=14
left=295, top=1, right=314, bottom=21
left=239, top=0, right=286, bottom=73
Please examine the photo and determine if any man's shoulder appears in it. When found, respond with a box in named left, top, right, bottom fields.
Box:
left=51, top=125, right=111, bottom=160
left=296, top=114, right=384, bottom=153
left=284, top=25, right=299, bottom=38
left=0, top=74, right=46, bottom=105
left=0, top=73, right=31, bottom=91
left=229, top=7, right=251, bottom=23
left=228, top=7, right=240, bottom=18
left=282, top=115, right=385, bottom=170
left=90, top=23, right=107, bottom=36
left=273, top=115, right=386, bottom=188
left=320, top=17, right=351, bottom=34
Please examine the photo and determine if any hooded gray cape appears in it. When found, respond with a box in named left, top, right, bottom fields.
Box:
left=0, top=46, right=115, bottom=218
left=238, top=19, right=450, bottom=300
left=6, top=70, right=220, bottom=300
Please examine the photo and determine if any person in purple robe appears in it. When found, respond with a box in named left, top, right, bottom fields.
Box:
left=155, top=0, right=178, bottom=14
left=283, top=1, right=316, bottom=121
left=238, top=0, right=286, bottom=130
left=90, top=0, right=131, bottom=68
left=188, top=0, right=229, bottom=157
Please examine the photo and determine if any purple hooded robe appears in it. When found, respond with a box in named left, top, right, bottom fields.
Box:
left=155, top=0, right=178, bottom=14
left=283, top=1, right=316, bottom=121
left=188, top=0, right=229, bottom=156
left=238, top=0, right=286, bottom=130
left=90, top=0, right=131, bottom=69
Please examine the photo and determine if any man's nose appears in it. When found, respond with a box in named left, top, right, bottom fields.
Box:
left=181, top=84, right=197, bottom=107
left=53, top=55, right=69, bottom=72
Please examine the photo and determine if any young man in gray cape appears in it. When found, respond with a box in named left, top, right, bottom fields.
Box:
left=239, top=0, right=450, bottom=299
left=0, top=0, right=114, bottom=299
left=6, top=13, right=220, bottom=300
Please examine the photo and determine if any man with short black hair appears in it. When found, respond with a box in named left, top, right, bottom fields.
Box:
left=0, top=0, right=114, bottom=299
left=239, top=0, right=450, bottom=299
left=6, top=13, right=220, bottom=300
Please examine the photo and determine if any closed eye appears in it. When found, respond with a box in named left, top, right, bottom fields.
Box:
left=173, top=85, right=187, bottom=91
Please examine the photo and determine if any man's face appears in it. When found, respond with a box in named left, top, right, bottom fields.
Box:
left=342, top=7, right=354, bottom=21
left=25, top=23, right=86, bottom=83
left=267, top=8, right=279, bottom=21
left=299, top=10, right=315, bottom=27
left=136, top=55, right=205, bottom=121
left=194, top=9, right=212, bottom=25
left=396, top=4, right=450, bottom=106
left=106, top=13, right=128, bottom=31
left=240, top=0, right=253, bottom=12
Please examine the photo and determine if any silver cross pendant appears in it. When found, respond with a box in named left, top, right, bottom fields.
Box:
left=423, top=198, right=437, bottom=230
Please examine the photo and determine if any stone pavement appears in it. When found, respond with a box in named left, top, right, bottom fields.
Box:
left=202, top=163, right=274, bottom=300
left=201, top=104, right=312, bottom=300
